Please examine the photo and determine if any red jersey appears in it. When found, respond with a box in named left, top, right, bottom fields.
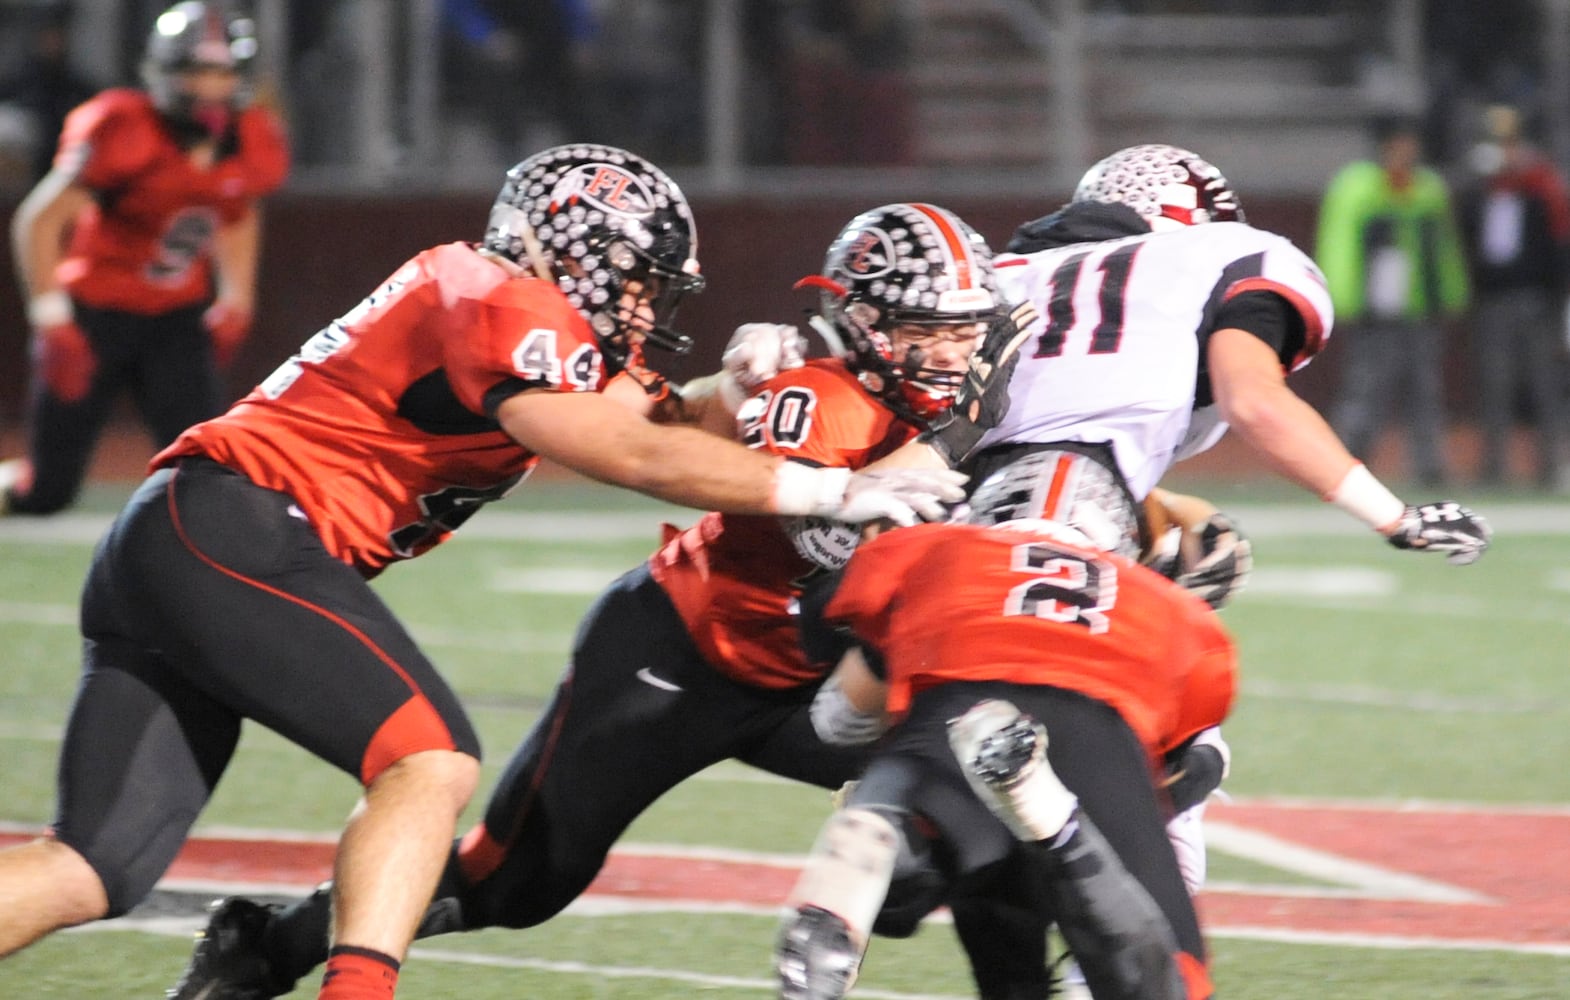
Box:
left=53, top=89, right=290, bottom=314
left=155, top=242, right=610, bottom=576
left=650, top=360, right=917, bottom=689
left=825, top=521, right=1236, bottom=761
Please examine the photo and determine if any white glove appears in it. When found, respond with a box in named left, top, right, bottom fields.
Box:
left=810, top=674, right=888, bottom=746
left=772, top=463, right=968, bottom=525
left=718, top=322, right=808, bottom=412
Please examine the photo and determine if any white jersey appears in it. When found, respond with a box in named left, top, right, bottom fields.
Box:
left=983, top=221, right=1333, bottom=498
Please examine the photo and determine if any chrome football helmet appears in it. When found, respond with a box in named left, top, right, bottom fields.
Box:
left=141, top=1, right=256, bottom=135
left=484, top=143, right=705, bottom=374
left=1072, top=144, right=1244, bottom=232
left=799, top=202, right=1004, bottom=424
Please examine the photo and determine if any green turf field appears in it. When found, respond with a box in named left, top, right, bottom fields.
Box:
left=1, top=480, right=1567, bottom=998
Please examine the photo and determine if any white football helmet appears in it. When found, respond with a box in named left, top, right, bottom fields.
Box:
left=1072, top=144, right=1244, bottom=232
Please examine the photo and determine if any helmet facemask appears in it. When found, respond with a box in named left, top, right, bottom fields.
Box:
left=484, top=144, right=704, bottom=376
left=830, top=296, right=991, bottom=423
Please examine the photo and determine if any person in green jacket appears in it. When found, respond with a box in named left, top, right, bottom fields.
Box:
left=1317, top=115, right=1471, bottom=487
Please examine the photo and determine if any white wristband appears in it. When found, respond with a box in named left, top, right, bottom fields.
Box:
left=771, top=461, right=850, bottom=517
left=1326, top=464, right=1405, bottom=532
left=27, top=291, right=72, bottom=328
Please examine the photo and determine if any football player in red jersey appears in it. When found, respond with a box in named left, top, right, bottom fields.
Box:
left=156, top=201, right=1011, bottom=1000
left=776, top=457, right=1239, bottom=1000
left=3, top=1, right=290, bottom=516
left=0, top=145, right=968, bottom=1000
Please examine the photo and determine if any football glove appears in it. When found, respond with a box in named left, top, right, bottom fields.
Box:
left=718, top=322, right=807, bottom=412
left=835, top=467, right=967, bottom=526
left=1385, top=502, right=1492, bottom=565
left=772, top=463, right=967, bottom=525
left=809, top=674, right=887, bottom=746
left=920, top=302, right=1038, bottom=467
left=1175, top=512, right=1253, bottom=609
left=32, top=321, right=96, bottom=403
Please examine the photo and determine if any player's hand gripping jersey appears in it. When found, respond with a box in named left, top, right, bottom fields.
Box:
left=984, top=221, right=1333, bottom=498
left=53, top=89, right=289, bottom=314
left=651, top=360, right=920, bottom=690
left=825, top=521, right=1237, bottom=762
left=155, top=243, right=606, bottom=575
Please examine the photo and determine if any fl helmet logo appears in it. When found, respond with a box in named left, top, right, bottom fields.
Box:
left=549, top=164, right=655, bottom=219
left=840, top=227, right=897, bottom=279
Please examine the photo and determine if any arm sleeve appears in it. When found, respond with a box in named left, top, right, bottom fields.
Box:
left=1213, top=290, right=1301, bottom=370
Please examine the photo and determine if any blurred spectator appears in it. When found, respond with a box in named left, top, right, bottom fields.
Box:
left=1459, top=105, right=1570, bottom=489
left=1423, top=1, right=1541, bottom=167
left=1317, top=116, right=1471, bottom=487
left=782, top=0, right=915, bottom=166
left=0, top=3, right=97, bottom=193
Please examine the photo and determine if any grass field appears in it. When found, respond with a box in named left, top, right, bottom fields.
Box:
left=1, top=476, right=1568, bottom=998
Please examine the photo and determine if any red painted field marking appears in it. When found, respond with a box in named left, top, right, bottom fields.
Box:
left=4, top=802, right=1566, bottom=945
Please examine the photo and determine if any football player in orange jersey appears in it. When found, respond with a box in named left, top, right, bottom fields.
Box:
left=157, top=201, right=1014, bottom=1000
left=776, top=456, right=1240, bottom=1000
left=3, top=1, right=289, bottom=516
left=0, top=142, right=974, bottom=1000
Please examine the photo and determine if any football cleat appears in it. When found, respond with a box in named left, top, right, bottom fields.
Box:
left=949, top=699, right=1078, bottom=843
left=776, top=904, right=862, bottom=1000
left=166, top=897, right=290, bottom=1000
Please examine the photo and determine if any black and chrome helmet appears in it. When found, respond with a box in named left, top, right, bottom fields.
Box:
left=484, top=143, right=705, bottom=373
left=141, top=1, right=256, bottom=131
left=799, top=202, right=1004, bottom=424
left=1072, top=144, right=1244, bottom=232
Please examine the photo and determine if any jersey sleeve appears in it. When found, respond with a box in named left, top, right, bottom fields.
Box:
left=56, top=91, right=159, bottom=189
left=443, top=279, right=607, bottom=417
left=1220, top=230, right=1335, bottom=371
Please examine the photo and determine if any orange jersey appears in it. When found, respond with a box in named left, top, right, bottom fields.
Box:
left=54, top=89, right=290, bottom=314
left=650, top=360, right=917, bottom=689
left=825, top=522, right=1236, bottom=760
left=155, top=242, right=610, bottom=575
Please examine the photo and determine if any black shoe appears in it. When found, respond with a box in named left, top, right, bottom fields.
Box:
left=166, top=897, right=290, bottom=1000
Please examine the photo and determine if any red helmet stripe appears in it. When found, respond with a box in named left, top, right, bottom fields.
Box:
left=910, top=203, right=975, bottom=289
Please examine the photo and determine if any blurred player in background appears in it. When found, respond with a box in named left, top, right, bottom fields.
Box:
left=776, top=460, right=1238, bottom=1000
left=0, top=147, right=965, bottom=1000
left=161, top=201, right=1013, bottom=999
left=3, top=0, right=290, bottom=516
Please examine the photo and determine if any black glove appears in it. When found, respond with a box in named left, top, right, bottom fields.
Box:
left=1385, top=502, right=1492, bottom=565
left=1163, top=742, right=1228, bottom=814
left=920, top=302, right=1039, bottom=468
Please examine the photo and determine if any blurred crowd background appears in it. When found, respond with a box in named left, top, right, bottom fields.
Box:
left=3, top=0, right=1570, bottom=488
left=1, top=0, right=1560, bottom=197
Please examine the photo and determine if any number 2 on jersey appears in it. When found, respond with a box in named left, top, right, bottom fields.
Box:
left=1032, top=243, right=1141, bottom=358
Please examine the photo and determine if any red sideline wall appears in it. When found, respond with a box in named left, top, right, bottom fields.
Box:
left=0, top=194, right=1375, bottom=483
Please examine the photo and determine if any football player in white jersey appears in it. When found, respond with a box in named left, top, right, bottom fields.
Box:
left=967, top=143, right=1490, bottom=565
